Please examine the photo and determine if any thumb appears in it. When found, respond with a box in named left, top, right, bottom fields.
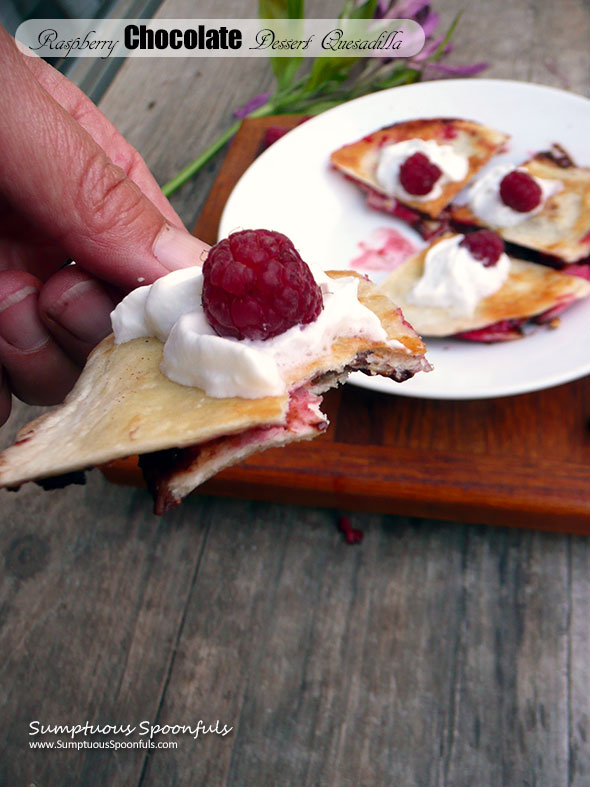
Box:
left=0, top=29, right=208, bottom=289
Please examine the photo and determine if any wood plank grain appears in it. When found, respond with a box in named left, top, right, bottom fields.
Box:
left=139, top=506, right=470, bottom=786
left=443, top=528, right=570, bottom=785
left=0, top=465, right=211, bottom=786
left=569, top=537, right=590, bottom=786
left=139, top=508, right=586, bottom=787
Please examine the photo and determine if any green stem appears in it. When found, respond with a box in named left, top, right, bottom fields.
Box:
left=161, top=121, right=239, bottom=197
left=433, top=10, right=463, bottom=61
left=161, top=103, right=275, bottom=197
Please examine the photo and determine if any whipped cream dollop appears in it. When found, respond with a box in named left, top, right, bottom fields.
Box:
left=467, top=164, right=563, bottom=227
left=407, top=235, right=510, bottom=317
left=376, top=138, right=469, bottom=202
left=111, top=264, right=394, bottom=399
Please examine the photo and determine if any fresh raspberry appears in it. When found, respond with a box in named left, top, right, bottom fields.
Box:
left=262, top=126, right=289, bottom=149
left=460, top=230, right=505, bottom=267
left=262, top=116, right=312, bottom=149
left=202, top=229, right=323, bottom=341
left=337, top=515, right=364, bottom=545
left=399, top=152, right=442, bottom=196
left=499, top=170, right=542, bottom=212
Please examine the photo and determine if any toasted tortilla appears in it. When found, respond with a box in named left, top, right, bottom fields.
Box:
left=379, top=235, right=590, bottom=337
left=451, top=146, right=590, bottom=262
left=0, top=272, right=429, bottom=507
left=330, top=117, right=509, bottom=218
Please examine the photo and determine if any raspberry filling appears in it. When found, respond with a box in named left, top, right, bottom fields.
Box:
left=459, top=230, right=505, bottom=267
left=499, top=170, right=542, bottom=212
left=399, top=152, right=442, bottom=196
left=454, top=296, right=579, bottom=343
left=202, top=229, right=323, bottom=341
left=454, top=319, right=526, bottom=342
left=139, top=387, right=327, bottom=515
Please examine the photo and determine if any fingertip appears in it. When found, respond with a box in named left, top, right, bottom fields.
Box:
left=152, top=225, right=210, bottom=273
left=39, top=265, right=115, bottom=364
left=0, top=270, right=46, bottom=352
left=0, top=270, right=80, bottom=406
left=0, top=269, right=43, bottom=298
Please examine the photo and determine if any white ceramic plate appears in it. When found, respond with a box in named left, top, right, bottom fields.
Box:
left=219, top=79, right=590, bottom=399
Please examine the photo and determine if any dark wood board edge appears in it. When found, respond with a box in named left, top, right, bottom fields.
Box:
left=196, top=441, right=590, bottom=533
left=102, top=438, right=590, bottom=534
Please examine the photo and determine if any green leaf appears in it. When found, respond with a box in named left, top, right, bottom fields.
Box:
left=304, top=54, right=361, bottom=93
left=258, top=0, right=304, bottom=19
left=432, top=10, right=463, bottom=61
left=271, top=56, right=304, bottom=92
left=257, top=2, right=306, bottom=92
left=287, top=0, right=305, bottom=16
left=299, top=99, right=344, bottom=114
left=371, top=66, right=421, bottom=90
left=339, top=0, right=379, bottom=20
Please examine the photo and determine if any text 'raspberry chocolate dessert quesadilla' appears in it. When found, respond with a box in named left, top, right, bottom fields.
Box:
left=0, top=230, right=430, bottom=513
left=379, top=230, right=590, bottom=341
left=330, top=117, right=509, bottom=238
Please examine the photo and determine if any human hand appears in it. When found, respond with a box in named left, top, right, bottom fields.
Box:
left=0, top=26, right=209, bottom=425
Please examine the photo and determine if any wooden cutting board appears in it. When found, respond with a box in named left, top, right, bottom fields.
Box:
left=106, top=115, right=590, bottom=533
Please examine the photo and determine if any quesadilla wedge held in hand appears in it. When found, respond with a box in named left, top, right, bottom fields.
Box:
left=0, top=231, right=430, bottom=514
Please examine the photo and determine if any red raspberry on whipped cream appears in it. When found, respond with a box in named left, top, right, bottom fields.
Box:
left=499, top=170, right=542, bottom=212
left=460, top=229, right=505, bottom=267
left=202, top=229, right=323, bottom=340
left=399, top=152, right=443, bottom=196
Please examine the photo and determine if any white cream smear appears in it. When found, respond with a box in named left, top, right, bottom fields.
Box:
left=467, top=164, right=563, bottom=227
left=376, top=139, right=469, bottom=202
left=407, top=235, right=510, bottom=317
left=111, top=264, right=397, bottom=399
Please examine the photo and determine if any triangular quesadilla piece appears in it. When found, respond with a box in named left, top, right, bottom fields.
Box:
left=451, top=145, right=590, bottom=263
left=330, top=117, right=509, bottom=220
left=379, top=235, right=590, bottom=338
left=0, top=272, right=430, bottom=513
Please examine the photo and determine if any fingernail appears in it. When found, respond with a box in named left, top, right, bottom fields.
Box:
left=46, top=281, right=114, bottom=345
left=0, top=286, right=48, bottom=350
left=153, top=225, right=210, bottom=270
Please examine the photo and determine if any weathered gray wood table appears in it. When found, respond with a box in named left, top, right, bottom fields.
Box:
left=2, top=1, right=590, bottom=785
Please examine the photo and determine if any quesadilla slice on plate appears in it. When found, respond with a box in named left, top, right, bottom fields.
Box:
left=451, top=145, right=590, bottom=263
left=330, top=117, right=509, bottom=237
left=379, top=231, right=590, bottom=341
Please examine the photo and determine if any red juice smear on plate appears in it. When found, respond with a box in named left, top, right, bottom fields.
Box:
left=350, top=227, right=417, bottom=273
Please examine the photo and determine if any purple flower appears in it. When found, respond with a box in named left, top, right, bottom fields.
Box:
left=412, top=35, right=447, bottom=61
left=420, top=9, right=439, bottom=37
left=233, top=91, right=271, bottom=119
left=376, top=0, right=441, bottom=62
left=388, top=0, right=430, bottom=20
left=424, top=61, right=488, bottom=77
